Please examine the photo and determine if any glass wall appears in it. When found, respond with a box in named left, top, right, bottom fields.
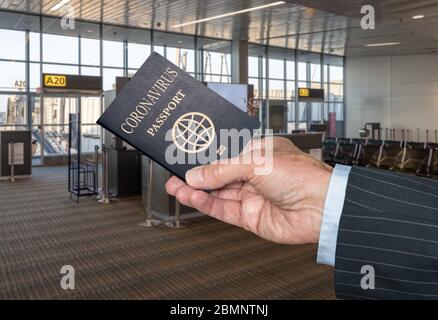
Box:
left=0, top=10, right=345, bottom=164
left=0, top=12, right=238, bottom=165
left=248, top=44, right=344, bottom=134
left=0, top=26, right=28, bottom=130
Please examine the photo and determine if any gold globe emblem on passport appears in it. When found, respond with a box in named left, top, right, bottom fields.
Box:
left=172, top=112, right=215, bottom=153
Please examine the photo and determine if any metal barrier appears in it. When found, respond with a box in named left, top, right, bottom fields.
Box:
left=98, top=145, right=115, bottom=204
left=139, top=159, right=162, bottom=227
left=9, top=140, right=15, bottom=182
left=94, top=145, right=99, bottom=194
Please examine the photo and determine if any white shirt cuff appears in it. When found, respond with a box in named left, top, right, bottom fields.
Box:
left=316, top=164, right=351, bottom=266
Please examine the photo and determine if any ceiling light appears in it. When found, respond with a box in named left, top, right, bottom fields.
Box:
left=364, top=42, right=401, bottom=47
left=50, top=0, right=70, bottom=11
left=171, top=1, right=285, bottom=28
left=412, top=15, right=425, bottom=19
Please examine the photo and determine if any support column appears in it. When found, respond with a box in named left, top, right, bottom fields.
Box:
left=231, top=39, right=248, bottom=84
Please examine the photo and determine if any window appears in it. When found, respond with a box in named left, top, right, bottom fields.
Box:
left=127, top=69, right=137, bottom=77
left=128, top=42, right=151, bottom=69
left=324, top=55, right=344, bottom=127
left=0, top=11, right=345, bottom=155
left=248, top=49, right=265, bottom=99
left=103, top=40, right=124, bottom=67
left=0, top=29, right=25, bottom=60
left=43, top=97, right=76, bottom=126
left=311, top=102, right=323, bottom=121
left=310, top=63, right=321, bottom=82
left=199, top=38, right=231, bottom=83
left=311, top=82, right=322, bottom=89
left=329, top=83, right=344, bottom=102
left=268, top=59, right=284, bottom=79
left=30, top=63, right=41, bottom=91
left=81, top=37, right=100, bottom=66
left=43, top=64, right=79, bottom=75
left=298, top=62, right=307, bottom=81
left=286, top=60, right=295, bottom=80
left=81, top=67, right=100, bottom=76
left=30, top=32, right=40, bottom=62
left=81, top=97, right=101, bottom=124
left=299, top=102, right=307, bottom=122
left=0, top=94, right=27, bottom=127
left=103, top=68, right=124, bottom=91
left=286, top=81, right=295, bottom=100
left=166, top=47, right=195, bottom=73
left=81, top=96, right=102, bottom=152
left=287, top=101, right=296, bottom=132
left=43, top=34, right=78, bottom=64
left=269, top=80, right=285, bottom=100
left=154, top=45, right=165, bottom=56
left=203, top=51, right=231, bottom=82
left=330, top=65, right=344, bottom=82
left=247, top=48, right=345, bottom=132
left=0, top=61, right=26, bottom=92
left=249, top=56, right=259, bottom=78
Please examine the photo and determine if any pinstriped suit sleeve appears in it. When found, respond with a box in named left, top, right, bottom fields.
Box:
left=334, top=166, right=438, bottom=300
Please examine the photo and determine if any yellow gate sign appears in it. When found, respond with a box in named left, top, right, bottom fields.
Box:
left=299, top=88, right=310, bottom=97
left=44, top=74, right=67, bottom=88
left=298, top=88, right=324, bottom=101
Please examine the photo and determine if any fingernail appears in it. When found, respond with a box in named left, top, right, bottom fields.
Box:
left=186, top=166, right=203, bottom=186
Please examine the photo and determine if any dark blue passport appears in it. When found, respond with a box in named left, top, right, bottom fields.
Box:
left=97, top=52, right=260, bottom=180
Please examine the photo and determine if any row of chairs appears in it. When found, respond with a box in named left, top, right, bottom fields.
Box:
left=322, top=137, right=438, bottom=178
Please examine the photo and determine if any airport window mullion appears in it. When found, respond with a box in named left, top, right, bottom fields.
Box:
left=306, top=61, right=311, bottom=129
left=25, top=29, right=31, bottom=130
left=294, top=50, right=299, bottom=130
left=194, top=35, right=200, bottom=80
left=123, top=40, right=128, bottom=77
left=343, top=55, right=346, bottom=136
left=283, top=58, right=287, bottom=101
left=0, top=58, right=28, bottom=63
left=41, top=61, right=100, bottom=68
left=265, top=45, right=269, bottom=131
left=39, top=15, right=44, bottom=165
left=99, top=23, right=103, bottom=77
left=257, top=56, right=263, bottom=100
left=320, top=54, right=324, bottom=121
left=78, top=35, right=81, bottom=75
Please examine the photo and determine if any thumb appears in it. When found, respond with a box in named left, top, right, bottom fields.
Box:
left=185, top=161, right=254, bottom=190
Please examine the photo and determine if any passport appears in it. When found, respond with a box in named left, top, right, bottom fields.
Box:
left=97, top=52, right=260, bottom=181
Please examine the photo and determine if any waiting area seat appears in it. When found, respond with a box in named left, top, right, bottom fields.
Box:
left=356, top=139, right=383, bottom=168
left=391, top=142, right=429, bottom=175
left=322, top=138, right=438, bottom=179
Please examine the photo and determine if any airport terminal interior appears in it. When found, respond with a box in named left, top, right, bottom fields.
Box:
left=1, top=0, right=438, bottom=300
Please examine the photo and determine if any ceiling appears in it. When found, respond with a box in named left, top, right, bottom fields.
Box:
left=1, top=0, right=438, bottom=56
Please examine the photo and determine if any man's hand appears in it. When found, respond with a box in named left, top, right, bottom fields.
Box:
left=165, top=137, right=333, bottom=245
